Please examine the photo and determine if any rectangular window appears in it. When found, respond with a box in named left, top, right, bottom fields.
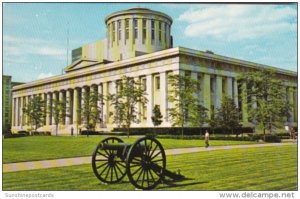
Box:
left=125, top=19, right=129, bottom=40
left=118, top=20, right=121, bottom=41
left=164, top=23, right=167, bottom=43
left=142, top=19, right=147, bottom=44
left=159, top=21, right=162, bottom=41
left=133, top=18, right=138, bottom=40
left=142, top=78, right=146, bottom=91
left=155, top=76, right=160, bottom=90
left=112, top=22, right=115, bottom=42
left=151, top=20, right=155, bottom=43
left=210, top=78, right=214, bottom=92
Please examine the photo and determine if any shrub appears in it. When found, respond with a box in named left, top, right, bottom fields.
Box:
left=31, top=131, right=51, bottom=136
left=112, top=127, right=254, bottom=135
left=17, top=130, right=30, bottom=136
left=264, top=134, right=281, bottom=143
left=4, top=133, right=27, bottom=139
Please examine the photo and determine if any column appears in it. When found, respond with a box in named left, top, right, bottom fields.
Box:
left=46, top=93, right=51, bottom=125
left=52, top=92, right=58, bottom=125
left=146, top=74, right=153, bottom=125
left=241, top=82, right=248, bottom=125
left=109, top=81, right=117, bottom=124
left=40, top=93, right=46, bottom=125
left=23, top=96, right=28, bottom=126
left=12, top=97, right=15, bottom=127
left=98, top=84, right=103, bottom=127
left=134, top=77, right=141, bottom=123
left=288, top=87, right=294, bottom=123
left=59, top=90, right=65, bottom=125
left=216, top=75, right=223, bottom=109
left=233, top=78, right=239, bottom=108
left=102, top=82, right=108, bottom=125
left=19, top=97, right=23, bottom=127
left=66, top=89, right=71, bottom=125
left=203, top=73, right=211, bottom=118
left=73, top=88, right=79, bottom=127
left=226, top=77, right=233, bottom=98
left=15, top=97, right=19, bottom=126
left=251, top=87, right=257, bottom=109
left=160, top=72, right=167, bottom=124
left=294, top=88, right=297, bottom=122
left=81, top=87, right=88, bottom=125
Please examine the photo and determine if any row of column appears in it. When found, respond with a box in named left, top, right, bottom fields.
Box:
left=12, top=72, right=298, bottom=128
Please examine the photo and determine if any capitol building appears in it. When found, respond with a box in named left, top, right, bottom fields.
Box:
left=11, top=8, right=297, bottom=135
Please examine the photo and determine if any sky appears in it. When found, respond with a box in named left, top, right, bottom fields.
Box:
left=2, top=2, right=297, bottom=83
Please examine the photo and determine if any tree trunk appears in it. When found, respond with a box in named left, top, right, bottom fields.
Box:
left=56, top=124, right=58, bottom=137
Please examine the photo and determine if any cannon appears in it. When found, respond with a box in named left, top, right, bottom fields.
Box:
left=91, top=136, right=185, bottom=190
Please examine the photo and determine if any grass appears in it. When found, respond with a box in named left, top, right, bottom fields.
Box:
left=2, top=144, right=297, bottom=191
left=3, top=135, right=255, bottom=163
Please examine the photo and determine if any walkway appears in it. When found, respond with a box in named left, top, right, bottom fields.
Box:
left=3, top=142, right=296, bottom=173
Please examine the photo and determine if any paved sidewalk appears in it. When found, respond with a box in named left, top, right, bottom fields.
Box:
left=3, top=142, right=296, bottom=173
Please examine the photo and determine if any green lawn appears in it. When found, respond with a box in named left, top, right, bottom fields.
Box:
left=3, top=136, right=255, bottom=163
left=3, top=144, right=297, bottom=191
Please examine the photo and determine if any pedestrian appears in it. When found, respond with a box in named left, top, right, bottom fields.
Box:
left=205, top=130, right=210, bottom=148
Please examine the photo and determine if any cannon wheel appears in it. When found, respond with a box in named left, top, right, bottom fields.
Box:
left=126, top=136, right=166, bottom=190
left=92, top=137, right=127, bottom=184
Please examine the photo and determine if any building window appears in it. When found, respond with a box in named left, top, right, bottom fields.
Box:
left=125, top=19, right=129, bottom=41
left=164, top=23, right=167, bottom=43
left=142, top=78, right=146, bottom=91
left=133, top=18, right=138, bottom=40
left=117, top=20, right=121, bottom=42
left=159, top=21, right=162, bottom=42
left=142, top=19, right=147, bottom=44
left=210, top=78, right=214, bottom=92
left=112, top=22, right=115, bottom=43
left=155, top=76, right=160, bottom=90
left=151, top=20, right=155, bottom=43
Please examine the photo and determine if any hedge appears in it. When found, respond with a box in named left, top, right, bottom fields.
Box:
left=112, top=127, right=254, bottom=135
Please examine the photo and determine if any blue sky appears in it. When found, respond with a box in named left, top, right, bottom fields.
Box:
left=3, top=3, right=297, bottom=82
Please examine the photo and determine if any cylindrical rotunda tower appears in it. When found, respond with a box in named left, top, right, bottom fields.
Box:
left=105, top=8, right=173, bottom=61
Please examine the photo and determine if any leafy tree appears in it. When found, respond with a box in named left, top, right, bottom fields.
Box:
left=79, top=89, right=103, bottom=135
left=108, top=76, right=148, bottom=138
left=208, top=110, right=218, bottom=135
left=215, top=95, right=241, bottom=135
left=23, top=95, right=46, bottom=133
left=50, top=98, right=67, bottom=136
left=151, top=105, right=163, bottom=127
left=238, top=69, right=290, bottom=136
left=168, top=74, right=205, bottom=138
left=189, top=104, right=208, bottom=127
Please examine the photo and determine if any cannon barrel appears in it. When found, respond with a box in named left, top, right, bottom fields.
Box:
left=100, top=143, right=131, bottom=151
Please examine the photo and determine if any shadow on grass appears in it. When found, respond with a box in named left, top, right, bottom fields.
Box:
left=158, top=178, right=209, bottom=190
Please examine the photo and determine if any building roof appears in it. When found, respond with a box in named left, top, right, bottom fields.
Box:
left=105, top=7, right=173, bottom=24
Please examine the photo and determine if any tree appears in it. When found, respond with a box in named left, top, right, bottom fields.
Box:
left=238, top=69, right=290, bottom=136
left=151, top=105, right=163, bottom=127
left=50, top=98, right=67, bottom=136
left=208, top=110, right=218, bottom=135
left=189, top=104, right=208, bottom=127
left=23, top=95, right=45, bottom=133
left=168, top=74, right=206, bottom=138
left=79, top=89, right=103, bottom=135
left=108, top=76, right=148, bottom=138
left=215, top=95, right=241, bottom=135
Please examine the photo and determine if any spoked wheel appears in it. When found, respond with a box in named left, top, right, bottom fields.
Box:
left=92, top=137, right=127, bottom=184
left=126, top=137, right=166, bottom=190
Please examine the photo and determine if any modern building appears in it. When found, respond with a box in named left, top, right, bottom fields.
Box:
left=3, top=75, right=24, bottom=133
left=11, top=8, right=297, bottom=135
